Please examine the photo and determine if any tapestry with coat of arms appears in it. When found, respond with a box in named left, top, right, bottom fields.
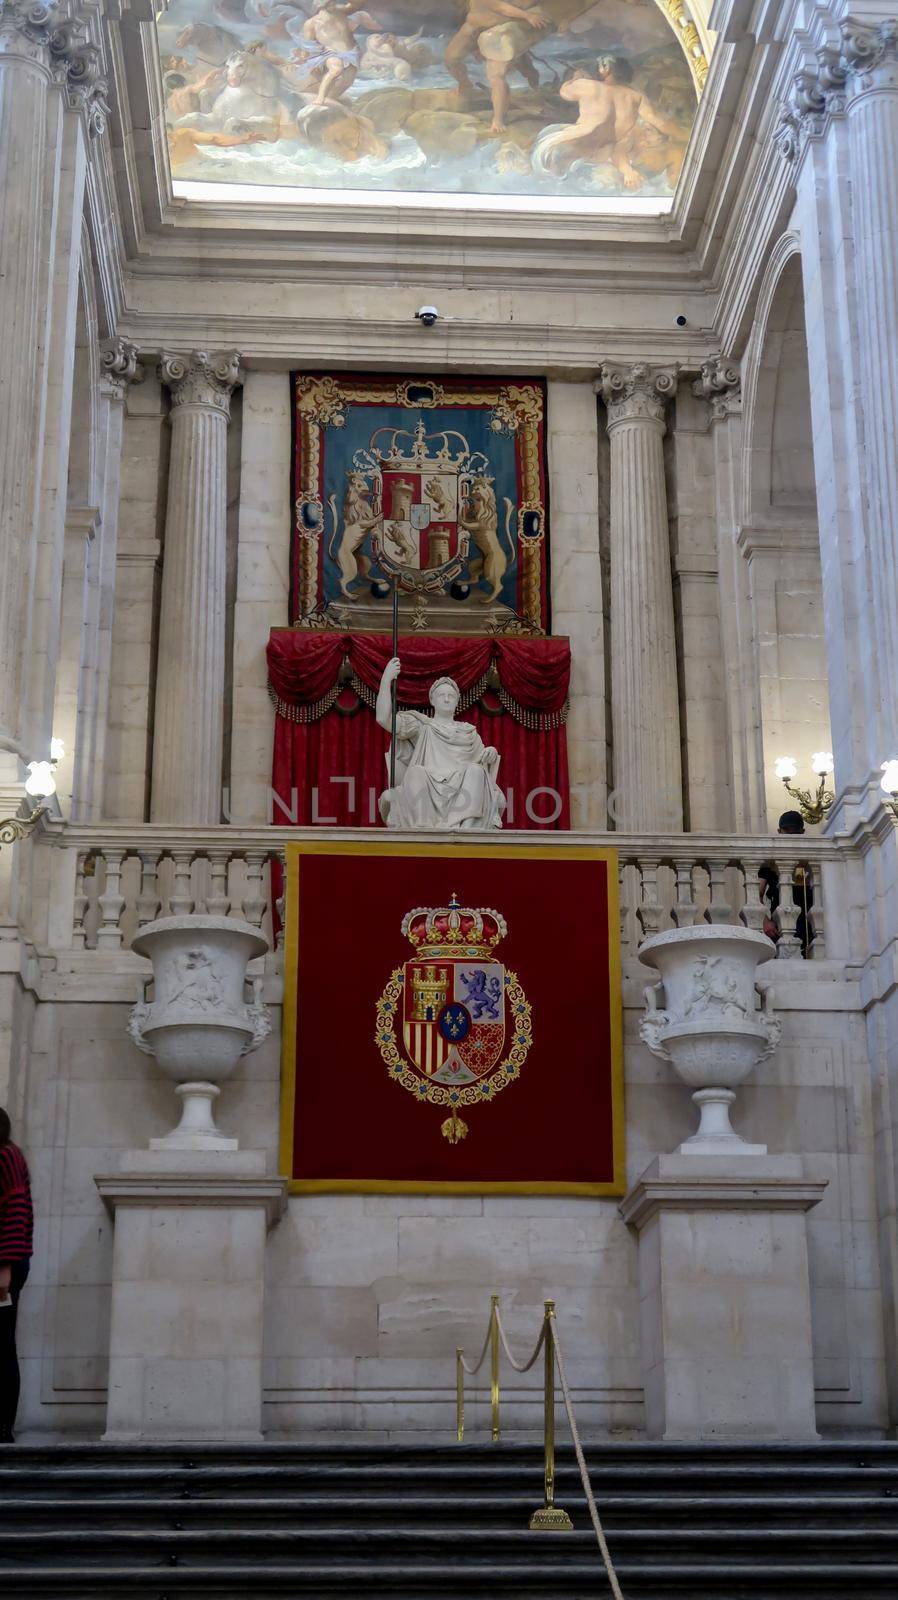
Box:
left=290, top=373, right=549, bottom=635
left=280, top=842, right=624, bottom=1195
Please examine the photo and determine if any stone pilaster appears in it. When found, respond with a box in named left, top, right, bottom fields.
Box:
left=597, top=362, right=682, bottom=833
left=841, top=21, right=898, bottom=727
left=0, top=3, right=55, bottom=758
left=0, top=3, right=108, bottom=761
left=776, top=15, right=898, bottom=811
left=64, top=340, right=144, bottom=821
left=152, top=351, right=242, bottom=825
left=693, top=360, right=765, bottom=831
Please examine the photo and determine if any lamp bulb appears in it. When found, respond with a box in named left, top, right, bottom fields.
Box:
left=811, top=750, right=834, bottom=777
left=881, top=759, right=898, bottom=797
left=50, top=737, right=65, bottom=763
left=774, top=756, right=798, bottom=781
left=24, top=760, right=56, bottom=799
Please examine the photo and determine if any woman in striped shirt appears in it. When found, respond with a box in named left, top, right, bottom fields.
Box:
left=0, top=1107, right=33, bottom=1443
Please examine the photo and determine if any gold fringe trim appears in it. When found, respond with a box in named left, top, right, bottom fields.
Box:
left=269, top=665, right=568, bottom=730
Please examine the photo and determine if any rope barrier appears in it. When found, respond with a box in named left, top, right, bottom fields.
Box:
left=456, top=1296, right=626, bottom=1600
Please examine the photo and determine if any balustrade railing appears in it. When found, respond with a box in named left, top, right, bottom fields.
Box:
left=37, top=825, right=847, bottom=962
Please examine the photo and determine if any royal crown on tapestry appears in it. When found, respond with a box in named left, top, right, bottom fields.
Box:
left=291, top=373, right=549, bottom=636
left=402, top=894, right=506, bottom=959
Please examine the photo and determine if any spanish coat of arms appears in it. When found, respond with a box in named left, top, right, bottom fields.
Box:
left=376, top=893, right=532, bottom=1144
left=291, top=374, right=549, bottom=635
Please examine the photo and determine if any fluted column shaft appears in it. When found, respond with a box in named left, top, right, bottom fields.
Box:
left=598, top=364, right=682, bottom=832
left=151, top=352, right=242, bottom=824
left=842, top=22, right=898, bottom=728
left=0, top=1, right=107, bottom=762
left=0, top=7, right=52, bottom=754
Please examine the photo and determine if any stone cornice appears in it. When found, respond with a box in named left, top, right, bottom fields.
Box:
left=95, top=1172, right=288, bottom=1228
left=693, top=358, right=742, bottom=421
left=620, top=1170, right=828, bottom=1231
left=158, top=350, right=243, bottom=416
left=0, top=1, right=109, bottom=135
left=595, top=363, right=679, bottom=428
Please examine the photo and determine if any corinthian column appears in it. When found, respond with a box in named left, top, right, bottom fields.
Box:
left=841, top=20, right=898, bottom=731
left=597, top=363, right=682, bottom=832
left=152, top=352, right=242, bottom=824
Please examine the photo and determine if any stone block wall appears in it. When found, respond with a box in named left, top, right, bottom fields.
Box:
left=13, top=964, right=888, bottom=1441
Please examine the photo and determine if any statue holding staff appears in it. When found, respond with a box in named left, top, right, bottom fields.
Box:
left=376, top=656, right=505, bottom=831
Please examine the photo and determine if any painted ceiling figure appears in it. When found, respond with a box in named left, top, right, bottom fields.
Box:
left=533, top=51, right=688, bottom=188
left=376, top=657, right=505, bottom=831
left=445, top=0, right=551, bottom=134
left=295, top=0, right=379, bottom=103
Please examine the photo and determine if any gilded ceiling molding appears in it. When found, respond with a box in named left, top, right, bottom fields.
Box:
left=653, top=0, right=709, bottom=93
left=776, top=17, right=898, bottom=163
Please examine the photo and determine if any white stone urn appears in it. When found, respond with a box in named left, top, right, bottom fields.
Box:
left=639, top=925, right=781, bottom=1156
left=128, top=915, right=271, bottom=1150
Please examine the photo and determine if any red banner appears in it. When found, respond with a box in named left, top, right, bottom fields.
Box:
left=280, top=842, right=624, bottom=1195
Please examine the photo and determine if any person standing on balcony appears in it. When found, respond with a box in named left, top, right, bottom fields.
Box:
left=0, top=1108, right=33, bottom=1443
left=758, top=811, right=815, bottom=957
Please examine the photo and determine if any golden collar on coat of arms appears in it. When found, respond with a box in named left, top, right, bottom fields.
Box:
left=375, top=892, right=532, bottom=1144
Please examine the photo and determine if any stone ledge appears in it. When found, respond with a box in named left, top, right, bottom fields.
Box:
left=620, top=1154, right=828, bottom=1231
left=95, top=1172, right=288, bottom=1229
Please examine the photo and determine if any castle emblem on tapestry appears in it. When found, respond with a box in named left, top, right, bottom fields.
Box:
left=376, top=892, right=533, bottom=1145
left=291, top=373, right=549, bottom=634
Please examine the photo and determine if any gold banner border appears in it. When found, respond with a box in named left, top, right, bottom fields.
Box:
left=280, top=839, right=625, bottom=1197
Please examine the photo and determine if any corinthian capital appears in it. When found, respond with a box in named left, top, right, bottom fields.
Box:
left=0, top=2, right=109, bottom=134
left=596, top=362, right=678, bottom=429
left=100, top=337, right=144, bottom=398
left=159, top=351, right=243, bottom=417
left=0, top=0, right=56, bottom=54
left=840, top=16, right=898, bottom=92
left=693, top=359, right=741, bottom=422
left=775, top=47, right=848, bottom=163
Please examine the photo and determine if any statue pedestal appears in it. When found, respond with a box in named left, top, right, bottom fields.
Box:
left=620, top=1155, right=826, bottom=1442
left=96, top=1149, right=287, bottom=1442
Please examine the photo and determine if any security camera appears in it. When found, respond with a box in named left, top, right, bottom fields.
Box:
left=675, top=314, right=688, bottom=327
left=415, top=306, right=439, bottom=328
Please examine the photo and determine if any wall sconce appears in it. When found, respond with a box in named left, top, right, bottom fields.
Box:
left=0, top=743, right=64, bottom=845
left=774, top=751, right=834, bottom=825
left=881, top=760, right=898, bottom=819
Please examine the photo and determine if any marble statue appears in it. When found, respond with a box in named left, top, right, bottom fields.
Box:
left=376, top=655, right=505, bottom=830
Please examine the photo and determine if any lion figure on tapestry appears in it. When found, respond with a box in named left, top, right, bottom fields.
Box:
left=329, top=471, right=381, bottom=597
left=460, top=476, right=513, bottom=603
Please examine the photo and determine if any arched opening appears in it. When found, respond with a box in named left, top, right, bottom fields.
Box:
left=741, top=246, right=832, bottom=830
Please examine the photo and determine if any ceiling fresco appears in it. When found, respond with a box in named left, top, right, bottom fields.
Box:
left=157, top=0, right=699, bottom=203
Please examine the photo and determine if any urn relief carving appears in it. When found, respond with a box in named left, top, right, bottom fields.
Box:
left=639, top=925, right=781, bottom=1155
left=129, top=915, right=271, bottom=1150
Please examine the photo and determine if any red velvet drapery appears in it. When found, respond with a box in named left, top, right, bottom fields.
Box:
left=267, top=631, right=571, bottom=829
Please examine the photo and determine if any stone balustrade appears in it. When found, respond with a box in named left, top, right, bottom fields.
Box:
left=35, top=825, right=850, bottom=963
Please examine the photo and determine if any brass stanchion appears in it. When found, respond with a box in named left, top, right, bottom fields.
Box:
left=489, top=1293, right=500, bottom=1443
left=529, top=1301, right=573, bottom=1530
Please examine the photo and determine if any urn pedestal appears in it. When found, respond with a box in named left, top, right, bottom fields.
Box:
left=623, top=924, right=826, bottom=1441
left=95, top=915, right=286, bottom=1442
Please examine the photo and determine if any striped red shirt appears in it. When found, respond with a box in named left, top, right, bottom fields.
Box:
left=0, top=1142, right=33, bottom=1262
